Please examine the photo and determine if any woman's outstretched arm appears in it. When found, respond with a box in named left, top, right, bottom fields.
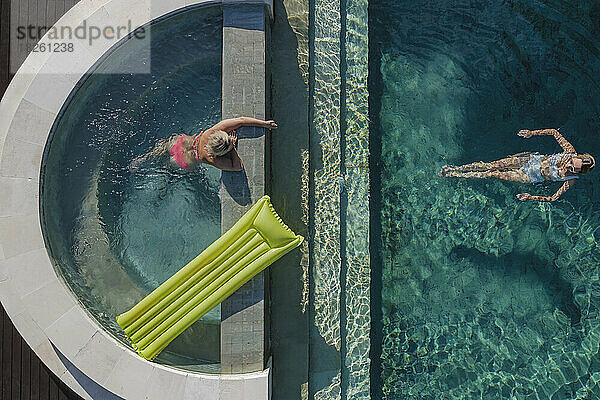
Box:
left=516, top=179, right=576, bottom=202
left=518, top=128, right=576, bottom=153
left=211, top=117, right=278, bottom=132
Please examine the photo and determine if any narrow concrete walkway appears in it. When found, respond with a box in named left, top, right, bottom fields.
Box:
left=220, top=3, right=270, bottom=374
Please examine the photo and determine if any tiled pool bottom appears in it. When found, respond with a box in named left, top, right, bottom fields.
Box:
left=370, top=0, right=600, bottom=399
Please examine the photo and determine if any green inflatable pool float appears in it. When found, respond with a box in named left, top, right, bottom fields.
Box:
left=116, top=195, right=303, bottom=361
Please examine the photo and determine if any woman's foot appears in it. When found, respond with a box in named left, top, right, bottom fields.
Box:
left=438, top=165, right=454, bottom=177
left=129, top=158, right=142, bottom=172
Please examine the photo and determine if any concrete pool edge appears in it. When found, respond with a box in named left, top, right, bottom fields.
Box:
left=220, top=3, right=270, bottom=374
left=0, top=0, right=273, bottom=399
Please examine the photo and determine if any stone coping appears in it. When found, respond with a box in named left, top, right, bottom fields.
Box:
left=0, top=0, right=272, bottom=398
left=220, top=3, right=268, bottom=374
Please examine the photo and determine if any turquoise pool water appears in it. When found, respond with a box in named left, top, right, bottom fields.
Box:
left=41, top=6, right=223, bottom=371
left=370, top=0, right=600, bottom=398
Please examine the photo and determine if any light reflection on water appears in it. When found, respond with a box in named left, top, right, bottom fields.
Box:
left=309, top=0, right=370, bottom=398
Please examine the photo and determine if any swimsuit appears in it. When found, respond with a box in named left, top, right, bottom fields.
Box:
left=169, top=133, right=203, bottom=170
left=520, top=153, right=545, bottom=183
left=520, top=152, right=578, bottom=183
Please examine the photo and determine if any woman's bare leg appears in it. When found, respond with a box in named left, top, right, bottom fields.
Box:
left=447, top=156, right=526, bottom=172
left=129, top=137, right=174, bottom=171
left=439, top=154, right=531, bottom=178
left=443, top=169, right=530, bottom=183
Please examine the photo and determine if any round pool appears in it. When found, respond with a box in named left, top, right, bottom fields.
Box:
left=41, top=5, right=224, bottom=372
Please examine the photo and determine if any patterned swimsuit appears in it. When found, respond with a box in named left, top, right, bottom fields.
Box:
left=520, top=153, right=578, bottom=183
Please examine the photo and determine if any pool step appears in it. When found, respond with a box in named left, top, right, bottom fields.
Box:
left=309, top=0, right=370, bottom=397
left=342, top=0, right=370, bottom=397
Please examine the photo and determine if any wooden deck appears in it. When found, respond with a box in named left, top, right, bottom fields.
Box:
left=1, top=1, right=83, bottom=399
left=7, top=0, right=79, bottom=76
left=1, top=305, right=82, bottom=400
left=0, top=0, right=12, bottom=94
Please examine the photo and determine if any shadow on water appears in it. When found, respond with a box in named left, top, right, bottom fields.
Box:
left=268, top=0, right=312, bottom=399
left=368, top=0, right=385, bottom=398
left=451, top=245, right=582, bottom=327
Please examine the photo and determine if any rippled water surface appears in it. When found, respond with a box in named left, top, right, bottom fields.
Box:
left=370, top=1, right=600, bottom=398
left=41, top=6, right=223, bottom=371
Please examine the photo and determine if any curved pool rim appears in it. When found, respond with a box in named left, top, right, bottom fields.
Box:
left=0, top=0, right=272, bottom=398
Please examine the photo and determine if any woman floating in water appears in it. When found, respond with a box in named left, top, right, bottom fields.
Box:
left=131, top=117, right=278, bottom=171
left=439, top=129, right=595, bottom=202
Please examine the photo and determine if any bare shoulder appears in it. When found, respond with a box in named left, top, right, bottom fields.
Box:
left=202, top=127, right=218, bottom=136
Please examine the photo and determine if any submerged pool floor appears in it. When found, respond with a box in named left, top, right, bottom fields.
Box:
left=371, top=0, right=600, bottom=399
